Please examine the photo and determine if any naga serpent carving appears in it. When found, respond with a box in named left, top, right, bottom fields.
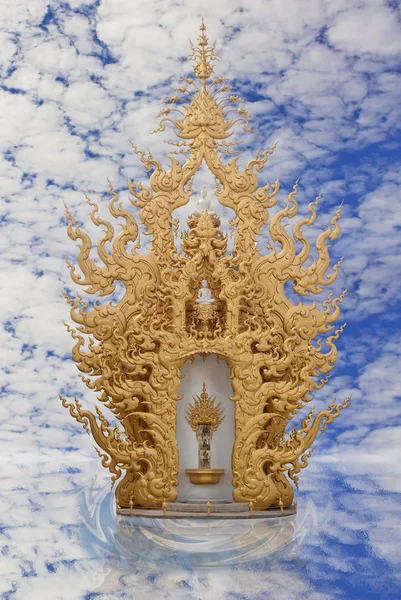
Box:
left=61, top=20, right=350, bottom=509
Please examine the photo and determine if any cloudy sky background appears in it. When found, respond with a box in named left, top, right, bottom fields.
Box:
left=1, top=0, right=401, bottom=596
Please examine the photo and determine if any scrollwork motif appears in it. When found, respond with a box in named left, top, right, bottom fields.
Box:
left=61, top=21, right=349, bottom=509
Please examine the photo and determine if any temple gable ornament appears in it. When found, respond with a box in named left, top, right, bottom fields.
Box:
left=60, top=20, right=350, bottom=512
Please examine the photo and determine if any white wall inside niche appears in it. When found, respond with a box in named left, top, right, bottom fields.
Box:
left=176, top=354, right=235, bottom=502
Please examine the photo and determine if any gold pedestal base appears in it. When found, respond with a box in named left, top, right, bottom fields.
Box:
left=185, top=468, right=225, bottom=485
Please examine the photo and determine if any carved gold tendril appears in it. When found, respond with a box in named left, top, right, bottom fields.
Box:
left=61, top=20, right=349, bottom=509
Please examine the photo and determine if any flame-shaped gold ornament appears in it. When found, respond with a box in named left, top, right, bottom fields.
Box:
left=60, top=20, right=350, bottom=511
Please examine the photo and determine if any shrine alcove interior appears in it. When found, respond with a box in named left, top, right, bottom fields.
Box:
left=175, top=354, right=235, bottom=502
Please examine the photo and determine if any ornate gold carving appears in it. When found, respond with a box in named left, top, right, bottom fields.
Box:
left=61, top=21, right=350, bottom=510
left=185, top=383, right=225, bottom=437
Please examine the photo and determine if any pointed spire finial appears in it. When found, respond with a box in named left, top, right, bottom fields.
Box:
left=190, top=18, right=216, bottom=88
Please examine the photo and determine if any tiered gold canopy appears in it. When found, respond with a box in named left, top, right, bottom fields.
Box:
left=61, top=20, right=349, bottom=510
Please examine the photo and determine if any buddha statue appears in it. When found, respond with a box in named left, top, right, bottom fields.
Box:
left=196, top=185, right=212, bottom=213
left=195, top=280, right=215, bottom=304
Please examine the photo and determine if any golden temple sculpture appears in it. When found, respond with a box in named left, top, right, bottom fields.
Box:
left=185, top=383, right=225, bottom=485
left=185, top=383, right=225, bottom=441
left=60, top=20, right=350, bottom=511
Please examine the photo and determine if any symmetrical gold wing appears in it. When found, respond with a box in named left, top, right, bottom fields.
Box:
left=61, top=20, right=349, bottom=509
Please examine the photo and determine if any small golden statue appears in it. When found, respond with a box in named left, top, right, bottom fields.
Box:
left=185, top=384, right=225, bottom=484
left=185, top=384, right=225, bottom=442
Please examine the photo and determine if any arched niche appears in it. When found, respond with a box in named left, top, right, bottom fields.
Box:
left=176, top=354, right=235, bottom=502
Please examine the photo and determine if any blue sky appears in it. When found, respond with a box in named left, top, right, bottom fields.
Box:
left=1, top=0, right=401, bottom=597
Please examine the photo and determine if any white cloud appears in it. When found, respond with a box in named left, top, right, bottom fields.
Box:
left=0, top=1, right=400, bottom=594
left=327, top=4, right=401, bottom=55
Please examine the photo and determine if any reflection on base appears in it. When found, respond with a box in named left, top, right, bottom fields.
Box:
left=79, top=477, right=321, bottom=568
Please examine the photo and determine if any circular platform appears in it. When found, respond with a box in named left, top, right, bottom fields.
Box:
left=117, top=501, right=296, bottom=519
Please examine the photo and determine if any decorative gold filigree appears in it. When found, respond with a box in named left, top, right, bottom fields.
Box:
left=61, top=20, right=349, bottom=510
left=185, top=383, right=225, bottom=438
